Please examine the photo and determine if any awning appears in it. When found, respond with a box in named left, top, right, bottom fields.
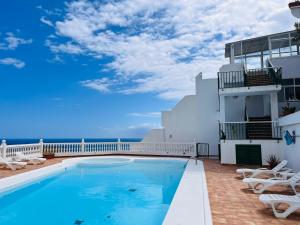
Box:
left=225, top=30, right=298, bottom=58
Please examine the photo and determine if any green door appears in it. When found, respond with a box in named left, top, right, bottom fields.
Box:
left=236, top=145, right=262, bottom=165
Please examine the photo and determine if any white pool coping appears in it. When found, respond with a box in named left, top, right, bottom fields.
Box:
left=0, top=156, right=212, bottom=225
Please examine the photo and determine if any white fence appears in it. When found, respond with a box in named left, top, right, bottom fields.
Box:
left=0, top=139, right=197, bottom=159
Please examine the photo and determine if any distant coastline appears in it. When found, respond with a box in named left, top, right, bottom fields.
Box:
left=1, top=138, right=142, bottom=145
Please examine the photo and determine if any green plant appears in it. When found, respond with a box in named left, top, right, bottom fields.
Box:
left=282, top=103, right=296, bottom=116
left=220, top=130, right=226, bottom=140
left=266, top=155, right=281, bottom=169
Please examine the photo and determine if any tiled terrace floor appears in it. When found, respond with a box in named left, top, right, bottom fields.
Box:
left=203, top=159, right=300, bottom=225
left=0, top=158, right=63, bottom=179
left=0, top=157, right=299, bottom=224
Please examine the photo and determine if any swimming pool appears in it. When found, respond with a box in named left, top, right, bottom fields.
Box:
left=0, top=158, right=187, bottom=225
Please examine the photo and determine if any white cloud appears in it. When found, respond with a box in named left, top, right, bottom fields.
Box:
left=0, top=32, right=32, bottom=50
left=40, top=17, right=54, bottom=27
left=129, top=112, right=161, bottom=118
left=45, top=40, right=84, bottom=54
left=80, top=77, right=116, bottom=93
left=50, top=0, right=294, bottom=100
left=0, top=58, right=25, bottom=69
left=128, top=123, right=161, bottom=130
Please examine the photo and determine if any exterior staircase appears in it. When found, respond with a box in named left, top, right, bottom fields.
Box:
left=246, top=116, right=273, bottom=139
left=245, top=70, right=273, bottom=86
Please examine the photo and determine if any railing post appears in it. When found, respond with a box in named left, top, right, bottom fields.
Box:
left=39, top=139, right=44, bottom=155
left=117, top=138, right=120, bottom=152
left=1, top=140, right=7, bottom=159
left=81, top=138, right=85, bottom=153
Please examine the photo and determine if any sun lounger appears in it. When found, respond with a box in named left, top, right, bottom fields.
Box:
left=243, top=172, right=300, bottom=194
left=0, top=156, right=27, bottom=170
left=15, top=152, right=46, bottom=165
left=236, top=160, right=291, bottom=178
left=259, top=194, right=300, bottom=218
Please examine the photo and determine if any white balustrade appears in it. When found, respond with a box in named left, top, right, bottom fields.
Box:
left=2, top=139, right=197, bottom=159
left=4, top=142, right=42, bottom=159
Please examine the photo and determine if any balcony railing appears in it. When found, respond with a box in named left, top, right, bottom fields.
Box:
left=219, top=121, right=281, bottom=140
left=218, top=67, right=282, bottom=90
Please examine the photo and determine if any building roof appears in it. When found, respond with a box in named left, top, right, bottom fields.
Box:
left=225, top=30, right=297, bottom=58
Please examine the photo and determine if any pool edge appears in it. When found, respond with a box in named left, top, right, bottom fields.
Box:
left=162, top=160, right=213, bottom=225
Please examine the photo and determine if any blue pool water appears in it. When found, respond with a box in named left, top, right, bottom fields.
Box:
left=0, top=158, right=187, bottom=225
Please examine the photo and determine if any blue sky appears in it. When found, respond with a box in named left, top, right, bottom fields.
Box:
left=0, top=0, right=294, bottom=138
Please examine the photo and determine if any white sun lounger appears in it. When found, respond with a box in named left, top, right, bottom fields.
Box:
left=243, top=172, right=300, bottom=194
left=259, top=194, right=300, bottom=218
left=0, top=156, right=27, bottom=171
left=15, top=152, right=46, bottom=165
left=236, top=160, right=291, bottom=178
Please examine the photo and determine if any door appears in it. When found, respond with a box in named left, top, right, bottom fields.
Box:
left=236, top=144, right=262, bottom=165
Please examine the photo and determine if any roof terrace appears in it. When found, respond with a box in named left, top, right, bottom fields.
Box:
left=225, top=30, right=299, bottom=67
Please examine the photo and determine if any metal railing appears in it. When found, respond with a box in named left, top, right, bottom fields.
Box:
left=0, top=140, right=197, bottom=159
left=219, top=121, right=281, bottom=140
left=218, top=67, right=282, bottom=89
left=196, top=143, right=210, bottom=157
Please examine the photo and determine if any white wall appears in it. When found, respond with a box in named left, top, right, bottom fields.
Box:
left=219, top=63, right=244, bottom=73
left=225, top=96, right=245, bottom=121
left=142, top=129, right=165, bottom=142
left=279, top=111, right=300, bottom=171
left=163, top=95, right=198, bottom=143
left=246, top=95, right=265, bottom=117
left=145, top=74, right=219, bottom=155
left=195, top=75, right=219, bottom=155
left=220, top=140, right=283, bottom=165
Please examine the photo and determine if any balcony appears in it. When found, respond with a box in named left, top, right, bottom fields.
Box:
left=219, top=121, right=281, bottom=140
left=218, top=67, right=282, bottom=90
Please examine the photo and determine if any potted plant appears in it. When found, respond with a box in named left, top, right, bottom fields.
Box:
left=266, top=154, right=281, bottom=169
left=282, top=103, right=296, bottom=116
left=43, top=148, right=55, bottom=159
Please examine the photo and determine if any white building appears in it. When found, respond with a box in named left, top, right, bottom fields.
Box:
left=144, top=29, right=300, bottom=169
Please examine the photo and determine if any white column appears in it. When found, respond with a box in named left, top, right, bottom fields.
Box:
left=270, top=93, right=279, bottom=121
left=1, top=140, right=7, bottom=159
left=81, top=138, right=85, bottom=153
left=289, top=32, right=292, bottom=56
left=39, top=139, right=44, bottom=156
left=117, top=138, right=121, bottom=152
left=268, top=36, right=273, bottom=59
left=230, top=44, right=235, bottom=64
left=219, top=95, right=226, bottom=122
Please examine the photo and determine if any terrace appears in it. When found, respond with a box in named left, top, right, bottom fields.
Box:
left=218, top=67, right=282, bottom=90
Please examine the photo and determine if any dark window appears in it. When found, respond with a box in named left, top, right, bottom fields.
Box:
left=296, top=87, right=300, bottom=100
left=282, top=79, right=294, bottom=85
left=295, top=78, right=300, bottom=85
left=279, top=78, right=300, bottom=102
left=285, top=87, right=295, bottom=100
left=278, top=89, right=284, bottom=101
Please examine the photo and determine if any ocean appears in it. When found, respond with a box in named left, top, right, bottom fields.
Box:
left=1, top=138, right=142, bottom=145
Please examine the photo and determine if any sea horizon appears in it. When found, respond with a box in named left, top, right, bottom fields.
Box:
left=2, top=138, right=142, bottom=145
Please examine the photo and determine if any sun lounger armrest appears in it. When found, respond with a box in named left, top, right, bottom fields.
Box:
left=280, top=168, right=293, bottom=173
left=269, top=177, right=284, bottom=180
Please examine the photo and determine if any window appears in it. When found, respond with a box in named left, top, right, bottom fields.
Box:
left=279, top=78, right=300, bottom=102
